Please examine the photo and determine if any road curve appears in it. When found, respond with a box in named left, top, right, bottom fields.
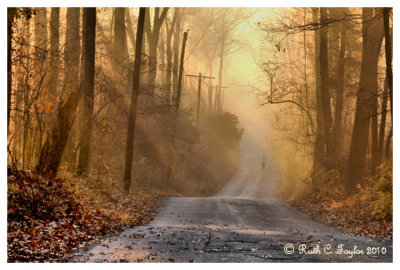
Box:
left=72, top=123, right=392, bottom=262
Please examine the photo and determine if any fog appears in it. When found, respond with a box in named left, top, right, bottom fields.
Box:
left=7, top=7, right=393, bottom=262
left=8, top=7, right=391, bottom=199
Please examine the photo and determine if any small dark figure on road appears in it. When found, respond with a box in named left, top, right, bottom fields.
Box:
left=261, top=155, right=266, bottom=169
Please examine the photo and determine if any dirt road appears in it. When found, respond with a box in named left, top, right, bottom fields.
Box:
left=73, top=123, right=392, bottom=262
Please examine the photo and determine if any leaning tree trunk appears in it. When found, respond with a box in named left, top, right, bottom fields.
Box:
left=76, top=8, right=96, bottom=176
left=346, top=8, right=384, bottom=194
left=36, top=83, right=83, bottom=177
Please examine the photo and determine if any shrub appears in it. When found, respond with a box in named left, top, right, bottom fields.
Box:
left=203, top=112, right=244, bottom=149
left=7, top=169, right=80, bottom=221
left=373, top=162, right=393, bottom=220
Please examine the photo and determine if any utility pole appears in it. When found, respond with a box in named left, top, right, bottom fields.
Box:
left=186, top=73, right=215, bottom=128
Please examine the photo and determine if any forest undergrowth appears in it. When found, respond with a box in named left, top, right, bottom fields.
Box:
left=286, top=162, right=393, bottom=239
left=7, top=168, right=164, bottom=262
left=7, top=110, right=242, bottom=262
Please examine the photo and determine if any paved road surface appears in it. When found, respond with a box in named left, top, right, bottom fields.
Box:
left=72, top=123, right=392, bottom=262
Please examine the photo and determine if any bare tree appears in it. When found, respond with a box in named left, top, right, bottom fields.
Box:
left=123, top=7, right=146, bottom=192
left=144, top=8, right=169, bottom=101
left=346, top=8, right=384, bottom=193
left=319, top=8, right=334, bottom=169
left=332, top=29, right=346, bottom=161
left=310, top=8, right=325, bottom=182
left=36, top=8, right=83, bottom=176
left=76, top=8, right=96, bottom=176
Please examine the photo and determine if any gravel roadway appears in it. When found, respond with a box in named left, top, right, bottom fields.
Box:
left=72, top=122, right=393, bottom=263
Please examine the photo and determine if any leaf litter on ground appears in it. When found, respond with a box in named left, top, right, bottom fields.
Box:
left=7, top=169, right=164, bottom=262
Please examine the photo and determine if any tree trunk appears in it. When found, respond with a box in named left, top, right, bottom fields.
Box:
left=176, top=31, right=188, bottom=113
left=33, top=7, right=48, bottom=165
left=332, top=31, right=346, bottom=160
left=15, top=15, right=29, bottom=165
left=371, top=89, right=379, bottom=175
left=346, top=8, right=384, bottom=194
left=166, top=30, right=189, bottom=185
left=64, top=8, right=81, bottom=94
left=125, top=8, right=136, bottom=52
left=76, top=8, right=96, bottom=176
left=7, top=8, right=17, bottom=135
left=147, top=40, right=158, bottom=98
left=385, top=126, right=392, bottom=159
left=123, top=7, right=146, bottom=192
left=216, top=28, right=225, bottom=113
left=49, top=8, right=60, bottom=98
left=145, top=8, right=169, bottom=102
left=378, top=77, right=389, bottom=163
left=165, top=18, right=174, bottom=104
left=319, top=8, right=333, bottom=169
left=383, top=7, right=392, bottom=161
left=311, top=7, right=324, bottom=183
left=172, top=9, right=181, bottom=105
left=159, top=34, right=166, bottom=93
left=22, top=18, right=31, bottom=169
left=63, top=8, right=81, bottom=170
left=34, top=8, right=48, bottom=50
left=383, top=8, right=392, bottom=120
left=114, top=8, right=128, bottom=58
